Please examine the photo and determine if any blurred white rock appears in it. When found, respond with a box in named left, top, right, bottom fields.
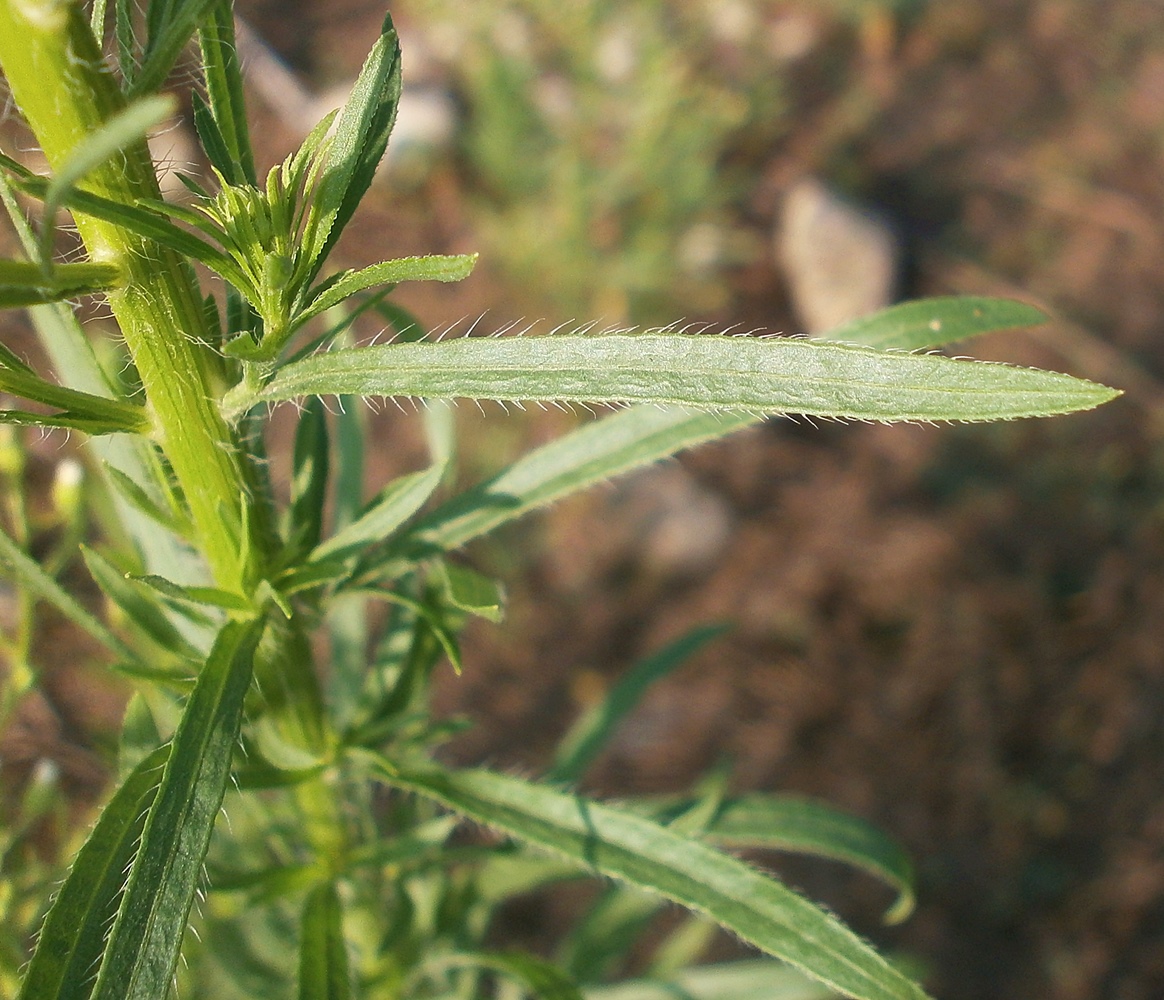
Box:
left=777, top=176, right=900, bottom=335
left=617, top=464, right=735, bottom=579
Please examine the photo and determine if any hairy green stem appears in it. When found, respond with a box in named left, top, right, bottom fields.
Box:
left=0, top=0, right=255, bottom=592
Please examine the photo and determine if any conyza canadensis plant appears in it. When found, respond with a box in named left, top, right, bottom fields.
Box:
left=0, top=3, right=1118, bottom=1000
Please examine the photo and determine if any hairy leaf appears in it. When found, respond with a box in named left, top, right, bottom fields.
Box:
left=302, top=14, right=401, bottom=278
left=197, top=0, right=256, bottom=185
left=825, top=296, right=1048, bottom=351
left=259, top=334, right=1118, bottom=422
left=367, top=758, right=931, bottom=1000
left=16, top=747, right=170, bottom=1000
left=295, top=254, right=478, bottom=331
left=90, top=620, right=262, bottom=1000
left=636, top=794, right=916, bottom=924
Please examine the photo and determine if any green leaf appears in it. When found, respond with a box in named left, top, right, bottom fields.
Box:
left=550, top=624, right=726, bottom=785
left=366, top=759, right=931, bottom=1000
left=433, top=950, right=584, bottom=1000
left=114, top=0, right=135, bottom=84
left=90, top=0, right=108, bottom=40
left=372, top=407, right=758, bottom=574
left=826, top=296, right=1049, bottom=351
left=131, top=0, right=224, bottom=98
left=0, top=258, right=120, bottom=307
left=286, top=396, right=331, bottom=559
left=0, top=360, right=148, bottom=435
left=295, top=254, right=478, bottom=330
left=298, top=883, right=352, bottom=1000
left=434, top=560, right=504, bottom=624
left=0, top=523, right=135, bottom=662
left=130, top=573, right=254, bottom=613
left=90, top=619, right=263, bottom=1000
left=40, top=94, right=175, bottom=268
left=15, top=746, right=170, bottom=1000
left=625, top=791, right=916, bottom=924
left=583, top=958, right=834, bottom=1000
left=191, top=89, right=239, bottom=185
left=350, top=588, right=464, bottom=677
left=258, top=334, right=1119, bottom=422
left=104, top=463, right=193, bottom=537
left=81, top=545, right=203, bottom=660
left=13, top=172, right=250, bottom=289
left=701, top=795, right=915, bottom=924
left=301, top=14, right=401, bottom=277
left=311, top=462, right=447, bottom=566
left=197, top=0, right=256, bottom=185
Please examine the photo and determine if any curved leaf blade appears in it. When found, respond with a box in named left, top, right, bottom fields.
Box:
left=549, top=624, right=727, bottom=785
left=258, top=334, right=1118, bottom=422
left=0, top=364, right=148, bottom=435
left=434, top=950, right=584, bottom=1000
left=90, top=620, right=262, bottom=1000
left=0, top=524, right=136, bottom=662
left=583, top=958, right=833, bottom=1000
left=13, top=174, right=248, bottom=290
left=634, top=794, right=915, bottom=925
left=296, top=253, right=478, bottom=329
left=16, top=746, right=170, bottom=1000
left=705, top=795, right=915, bottom=924
left=370, top=406, right=756, bottom=574
left=41, top=94, right=175, bottom=264
left=824, top=296, right=1049, bottom=351
left=367, top=759, right=931, bottom=1000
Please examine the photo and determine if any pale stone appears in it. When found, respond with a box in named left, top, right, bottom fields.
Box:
left=777, top=176, right=900, bottom=335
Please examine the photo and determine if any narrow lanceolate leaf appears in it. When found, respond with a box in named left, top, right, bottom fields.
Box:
left=258, top=334, right=1119, bottom=422
left=368, top=759, right=931, bottom=1000
left=298, top=883, right=351, bottom=1000
left=372, top=406, right=756, bottom=571
left=12, top=173, right=250, bottom=289
left=16, top=746, right=170, bottom=1000
left=638, top=794, right=915, bottom=925
left=434, top=951, right=584, bottom=1000
left=131, top=0, right=223, bottom=97
left=435, top=560, right=504, bottom=623
left=583, top=958, right=833, bottom=1000
left=0, top=363, right=148, bottom=435
left=82, top=545, right=202, bottom=661
left=197, top=0, right=256, bottom=185
left=287, top=397, right=331, bottom=559
left=825, top=296, right=1049, bottom=351
left=90, top=620, right=263, bottom=1000
left=549, top=625, right=727, bottom=785
left=306, top=467, right=444, bottom=576
left=40, top=94, right=175, bottom=263
left=0, top=524, right=136, bottom=662
left=295, top=254, right=478, bottom=330
left=302, top=13, right=401, bottom=278
left=0, top=258, right=120, bottom=307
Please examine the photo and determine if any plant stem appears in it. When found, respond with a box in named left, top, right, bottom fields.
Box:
left=0, top=0, right=256, bottom=593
